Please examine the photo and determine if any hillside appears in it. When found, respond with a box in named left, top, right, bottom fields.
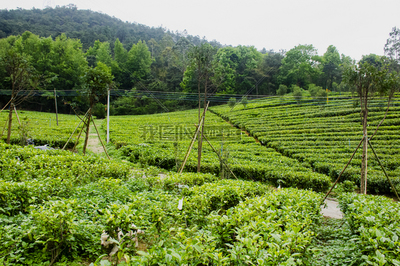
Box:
left=0, top=5, right=220, bottom=51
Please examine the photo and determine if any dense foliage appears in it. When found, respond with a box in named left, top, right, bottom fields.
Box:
left=104, top=108, right=331, bottom=192
left=0, top=6, right=368, bottom=117
left=210, top=94, right=400, bottom=195
left=0, top=110, right=83, bottom=148
left=339, top=193, right=400, bottom=265
left=0, top=142, right=328, bottom=265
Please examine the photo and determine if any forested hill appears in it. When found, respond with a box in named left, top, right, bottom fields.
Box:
left=2, top=5, right=393, bottom=118
left=0, top=4, right=220, bottom=51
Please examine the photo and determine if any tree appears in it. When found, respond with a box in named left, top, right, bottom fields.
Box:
left=113, top=38, right=128, bottom=66
left=228, top=97, right=236, bottom=108
left=113, top=38, right=130, bottom=89
left=384, top=27, right=400, bottom=63
left=276, top=84, right=287, bottom=96
left=0, top=38, right=39, bottom=144
left=96, top=42, right=113, bottom=67
left=255, top=50, right=284, bottom=95
left=212, top=45, right=262, bottom=94
left=127, top=40, right=153, bottom=81
left=85, top=40, right=113, bottom=68
left=343, top=56, right=394, bottom=194
left=172, top=37, right=192, bottom=73
left=278, top=44, right=321, bottom=88
left=50, top=34, right=88, bottom=109
left=182, top=43, right=217, bottom=172
left=321, top=45, right=341, bottom=90
left=0, top=32, right=87, bottom=115
left=81, top=62, right=114, bottom=154
left=85, top=40, right=102, bottom=67
left=292, top=85, right=303, bottom=104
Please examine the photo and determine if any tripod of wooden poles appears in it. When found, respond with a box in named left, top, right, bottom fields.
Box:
left=62, top=107, right=110, bottom=160
left=177, top=101, right=237, bottom=179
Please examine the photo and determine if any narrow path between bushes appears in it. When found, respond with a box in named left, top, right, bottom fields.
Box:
left=87, top=119, right=105, bottom=154
left=321, top=198, right=343, bottom=219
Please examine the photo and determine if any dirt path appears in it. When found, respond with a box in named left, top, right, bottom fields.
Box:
left=87, top=119, right=105, bottom=154
left=321, top=199, right=343, bottom=219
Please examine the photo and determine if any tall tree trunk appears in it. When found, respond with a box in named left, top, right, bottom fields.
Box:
left=83, top=108, right=92, bottom=155
left=6, top=102, right=13, bottom=144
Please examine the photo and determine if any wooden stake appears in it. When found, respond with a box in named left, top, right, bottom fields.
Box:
left=0, top=116, right=9, bottom=139
left=72, top=117, right=89, bottom=151
left=72, top=109, right=91, bottom=152
left=368, top=140, right=400, bottom=201
left=197, top=75, right=208, bottom=172
left=0, top=99, right=12, bottom=114
left=62, top=109, right=91, bottom=151
left=13, top=106, right=29, bottom=144
left=321, top=135, right=365, bottom=204
left=62, top=119, right=84, bottom=150
left=91, top=116, right=111, bottom=160
left=196, top=125, right=238, bottom=180
left=83, top=108, right=92, bottom=155
left=14, top=106, right=22, bottom=127
left=178, top=102, right=209, bottom=173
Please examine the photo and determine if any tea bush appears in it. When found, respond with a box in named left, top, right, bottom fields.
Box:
left=339, top=193, right=400, bottom=265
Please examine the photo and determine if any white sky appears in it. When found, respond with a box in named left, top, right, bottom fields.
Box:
left=1, top=0, right=399, bottom=61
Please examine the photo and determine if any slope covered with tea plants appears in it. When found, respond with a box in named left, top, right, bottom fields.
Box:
left=0, top=142, right=327, bottom=265
left=0, top=110, right=83, bottom=148
left=211, top=95, right=400, bottom=195
left=1, top=108, right=399, bottom=265
left=104, top=108, right=331, bottom=192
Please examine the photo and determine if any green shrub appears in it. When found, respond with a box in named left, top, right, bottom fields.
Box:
left=228, top=97, right=236, bottom=108
left=339, top=193, right=400, bottom=265
left=92, top=102, right=106, bottom=119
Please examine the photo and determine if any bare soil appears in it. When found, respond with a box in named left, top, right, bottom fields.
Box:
left=87, top=119, right=104, bottom=154
left=321, top=199, right=343, bottom=219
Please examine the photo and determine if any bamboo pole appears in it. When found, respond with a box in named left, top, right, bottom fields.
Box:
left=178, top=102, right=209, bottom=173
left=0, top=116, right=9, bottom=139
left=0, top=99, right=12, bottom=114
left=62, top=119, right=84, bottom=150
left=62, top=109, right=91, bottom=151
left=72, top=109, right=91, bottom=152
left=196, top=125, right=238, bottom=180
left=14, top=106, right=22, bottom=127
left=82, top=108, right=92, bottom=155
left=178, top=122, right=200, bottom=173
left=321, top=135, right=365, bottom=204
left=72, top=118, right=87, bottom=152
left=368, top=141, right=400, bottom=201
left=91, top=116, right=111, bottom=160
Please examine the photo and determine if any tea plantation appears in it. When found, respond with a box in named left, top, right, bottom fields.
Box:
left=211, top=95, right=400, bottom=195
left=0, top=97, right=399, bottom=265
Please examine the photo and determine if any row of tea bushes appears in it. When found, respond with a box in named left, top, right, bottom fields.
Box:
left=0, top=143, right=131, bottom=215
left=211, top=96, right=400, bottom=195
left=105, top=109, right=331, bottom=192
left=0, top=110, right=83, bottom=148
left=0, top=143, right=325, bottom=265
left=131, top=188, right=323, bottom=265
left=339, top=193, right=400, bottom=265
